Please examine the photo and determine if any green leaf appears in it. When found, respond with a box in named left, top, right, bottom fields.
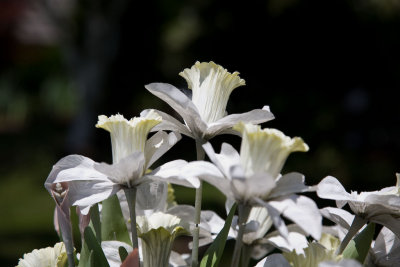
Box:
left=101, top=195, right=131, bottom=245
left=342, top=222, right=375, bottom=264
left=88, top=251, right=94, bottom=267
left=78, top=239, right=90, bottom=267
left=84, top=226, right=109, bottom=267
left=90, top=204, right=102, bottom=243
left=119, top=246, right=129, bottom=262
left=200, top=203, right=237, bottom=267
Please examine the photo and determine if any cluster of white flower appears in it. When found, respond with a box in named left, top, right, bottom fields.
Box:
left=18, top=62, right=399, bottom=267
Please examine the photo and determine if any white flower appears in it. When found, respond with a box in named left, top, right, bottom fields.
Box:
left=137, top=212, right=189, bottom=267
left=234, top=122, right=309, bottom=178
left=179, top=61, right=245, bottom=124
left=96, top=110, right=162, bottom=164
left=144, top=61, right=274, bottom=140
left=17, top=242, right=67, bottom=267
left=181, top=123, right=321, bottom=240
left=45, top=112, right=199, bottom=215
left=317, top=174, right=400, bottom=237
left=255, top=236, right=362, bottom=267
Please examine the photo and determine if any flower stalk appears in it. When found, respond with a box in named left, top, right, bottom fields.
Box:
left=191, top=139, right=206, bottom=267
left=124, top=188, right=139, bottom=253
left=231, top=204, right=251, bottom=267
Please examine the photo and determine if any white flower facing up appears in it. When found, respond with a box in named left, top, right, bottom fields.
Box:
left=144, top=61, right=274, bottom=141
left=317, top=174, right=400, bottom=239
left=181, top=122, right=321, bottom=240
left=137, top=212, right=189, bottom=267
left=17, top=242, right=67, bottom=267
left=255, top=234, right=363, bottom=267
left=44, top=111, right=199, bottom=215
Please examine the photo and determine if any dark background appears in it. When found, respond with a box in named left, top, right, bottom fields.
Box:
left=1, top=0, right=399, bottom=265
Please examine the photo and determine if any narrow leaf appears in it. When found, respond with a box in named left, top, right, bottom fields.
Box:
left=88, top=251, right=94, bottom=267
left=342, top=222, right=375, bottom=263
left=101, top=195, right=131, bottom=245
left=84, top=226, right=109, bottom=267
left=200, top=203, right=237, bottom=267
left=119, top=246, right=129, bottom=262
left=78, top=240, right=90, bottom=267
left=90, top=204, right=102, bottom=243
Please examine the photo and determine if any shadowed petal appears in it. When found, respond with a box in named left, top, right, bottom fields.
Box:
left=95, top=152, right=146, bottom=187
left=320, top=207, right=354, bottom=230
left=255, top=253, right=291, bottom=267
left=372, top=227, right=400, bottom=266
left=202, top=142, right=240, bottom=179
left=254, top=198, right=289, bottom=239
left=269, top=172, right=309, bottom=199
left=141, top=109, right=192, bottom=137
left=145, top=131, right=182, bottom=168
left=269, top=195, right=322, bottom=240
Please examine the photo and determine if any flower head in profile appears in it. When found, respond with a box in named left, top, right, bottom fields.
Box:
left=96, top=110, right=162, bottom=164
left=144, top=61, right=274, bottom=140
left=317, top=174, right=400, bottom=237
left=17, top=242, right=67, bottom=267
left=181, top=122, right=321, bottom=240
left=45, top=111, right=199, bottom=215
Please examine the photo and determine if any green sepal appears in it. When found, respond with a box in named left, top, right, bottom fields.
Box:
left=342, top=222, right=375, bottom=264
left=200, top=203, right=238, bottom=267
left=84, top=226, right=109, bottom=267
left=119, top=246, right=129, bottom=263
left=101, top=195, right=131, bottom=245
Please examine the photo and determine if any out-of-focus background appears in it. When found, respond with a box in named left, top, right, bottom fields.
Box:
left=1, top=0, right=399, bottom=265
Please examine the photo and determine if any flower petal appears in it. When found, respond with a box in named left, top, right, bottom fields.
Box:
left=141, top=109, right=192, bottom=137
left=202, top=142, right=240, bottom=179
left=206, top=106, right=274, bottom=137
left=320, top=207, right=354, bottom=230
left=269, top=172, right=309, bottom=199
left=254, top=197, right=289, bottom=240
left=145, top=83, right=207, bottom=138
left=144, top=131, right=181, bottom=168
left=101, top=241, right=133, bottom=267
left=255, top=254, right=291, bottom=267
left=317, top=176, right=354, bottom=203
left=95, top=152, right=146, bottom=187
left=182, top=160, right=233, bottom=198
left=372, top=227, right=400, bottom=266
left=269, top=195, right=322, bottom=240
left=150, top=159, right=200, bottom=188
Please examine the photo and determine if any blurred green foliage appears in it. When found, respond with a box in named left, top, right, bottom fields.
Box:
left=1, top=0, right=400, bottom=265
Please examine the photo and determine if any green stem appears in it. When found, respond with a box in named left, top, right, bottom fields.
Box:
left=337, top=215, right=367, bottom=255
left=241, top=244, right=252, bottom=267
left=191, top=139, right=205, bottom=267
left=231, top=204, right=251, bottom=267
left=124, top=188, right=139, bottom=251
